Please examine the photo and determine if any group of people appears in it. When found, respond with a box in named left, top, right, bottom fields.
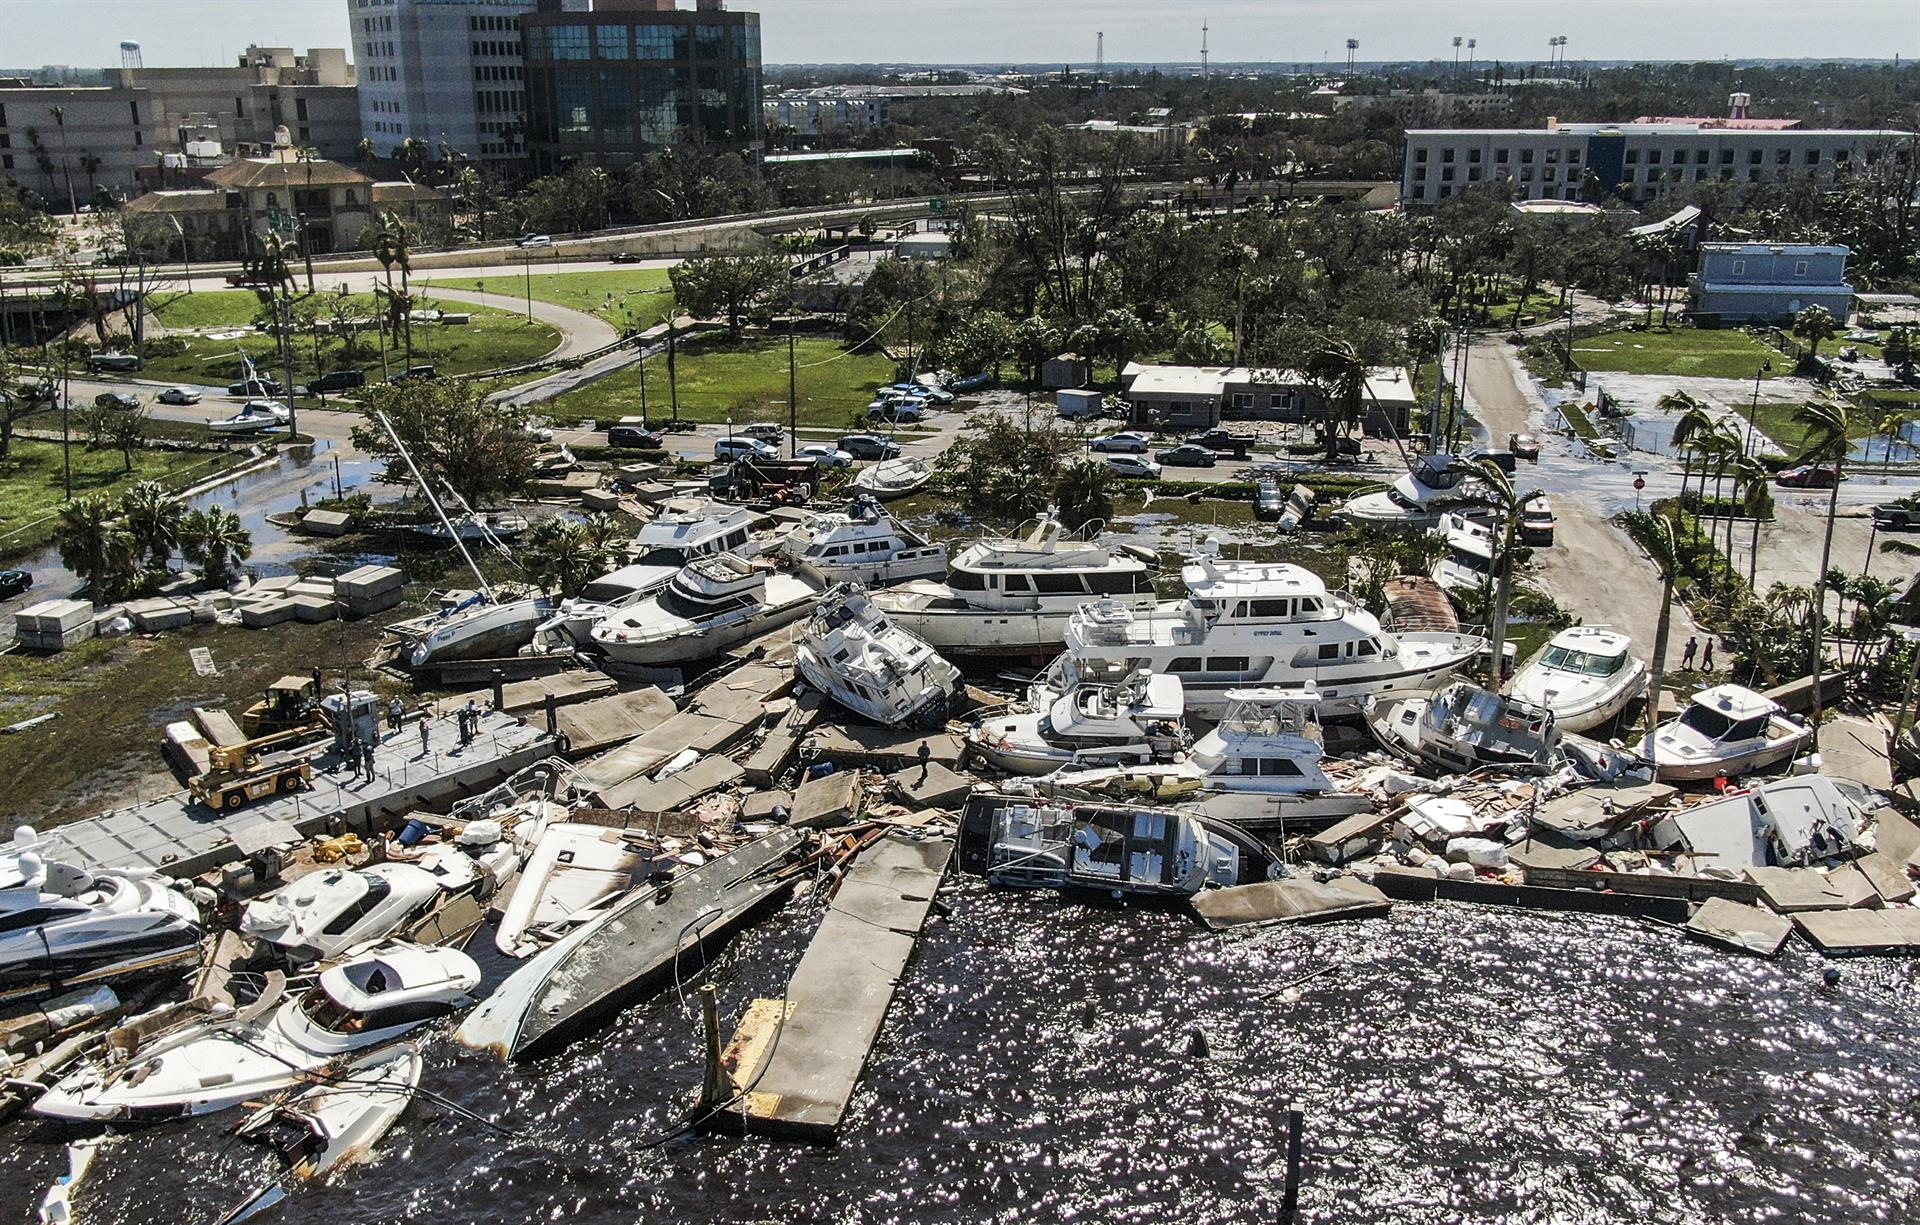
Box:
left=1680, top=635, right=1718, bottom=672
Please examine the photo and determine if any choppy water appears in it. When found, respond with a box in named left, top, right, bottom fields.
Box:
left=6, top=885, right=1919, bottom=1225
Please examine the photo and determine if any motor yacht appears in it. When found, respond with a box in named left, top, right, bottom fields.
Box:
left=1507, top=626, right=1648, bottom=734
left=1367, top=681, right=1561, bottom=775
left=871, top=517, right=1159, bottom=656
left=957, top=794, right=1266, bottom=900
left=1045, top=555, right=1487, bottom=720
left=402, top=590, right=557, bottom=668
left=851, top=456, right=936, bottom=500
left=795, top=584, right=962, bottom=727
left=780, top=495, right=948, bottom=588
left=1337, top=453, right=1492, bottom=531
left=1635, top=683, right=1811, bottom=782
left=589, top=553, right=821, bottom=667
left=0, top=828, right=203, bottom=1000
left=207, top=401, right=289, bottom=434
left=968, top=670, right=1187, bottom=776
left=32, top=943, right=479, bottom=1122
left=1430, top=512, right=1498, bottom=595
left=239, top=843, right=494, bottom=965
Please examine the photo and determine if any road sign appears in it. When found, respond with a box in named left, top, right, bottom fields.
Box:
left=928, top=197, right=947, bottom=215
left=1633, top=476, right=1646, bottom=490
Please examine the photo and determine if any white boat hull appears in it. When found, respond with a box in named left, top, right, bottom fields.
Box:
left=409, top=598, right=554, bottom=667
left=593, top=596, right=816, bottom=666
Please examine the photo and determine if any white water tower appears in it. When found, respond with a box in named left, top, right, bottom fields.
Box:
left=120, top=41, right=142, bottom=70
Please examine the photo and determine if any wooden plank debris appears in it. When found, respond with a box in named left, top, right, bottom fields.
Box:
left=1686, top=897, right=1794, bottom=958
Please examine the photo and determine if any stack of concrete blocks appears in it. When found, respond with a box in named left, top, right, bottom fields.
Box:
left=336, top=565, right=405, bottom=618
left=122, top=596, right=199, bottom=632
left=13, top=599, right=96, bottom=652
left=286, top=575, right=340, bottom=624
left=234, top=574, right=304, bottom=628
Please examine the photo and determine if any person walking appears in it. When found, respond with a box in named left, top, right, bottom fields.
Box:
left=1681, top=636, right=1699, bottom=670
left=361, top=740, right=377, bottom=782
left=418, top=715, right=431, bottom=758
left=1701, top=637, right=1715, bottom=672
left=388, top=696, right=405, bottom=738
left=345, top=737, right=362, bottom=779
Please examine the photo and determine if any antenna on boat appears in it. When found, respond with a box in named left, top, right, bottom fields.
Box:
left=373, top=409, right=493, bottom=600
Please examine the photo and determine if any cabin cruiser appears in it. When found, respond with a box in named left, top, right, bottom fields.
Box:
left=529, top=501, right=760, bottom=652
left=871, top=517, right=1159, bottom=656
left=957, top=794, right=1264, bottom=900
left=781, top=495, right=947, bottom=588
left=1367, top=682, right=1561, bottom=775
left=1507, top=626, right=1648, bottom=734
left=1635, top=683, right=1811, bottom=782
left=589, top=553, right=821, bottom=667
left=1043, top=687, right=1372, bottom=829
left=495, top=822, right=665, bottom=957
left=851, top=456, right=936, bottom=500
left=796, top=584, right=962, bottom=727
left=207, top=401, right=289, bottom=434
left=239, top=843, right=497, bottom=965
left=1044, top=556, right=1487, bottom=720
left=968, top=670, right=1187, bottom=776
left=1430, top=512, right=1498, bottom=595
left=1337, top=453, right=1492, bottom=531
left=0, top=828, right=203, bottom=999
left=402, top=589, right=557, bottom=668
left=33, top=943, right=480, bottom=1121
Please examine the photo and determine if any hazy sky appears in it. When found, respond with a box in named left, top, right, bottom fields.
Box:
left=6, top=0, right=1913, bottom=68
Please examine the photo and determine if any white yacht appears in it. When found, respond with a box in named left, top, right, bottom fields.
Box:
left=1044, top=557, right=1487, bottom=719
left=796, top=584, right=962, bottom=727
left=590, top=553, right=821, bottom=667
left=1430, top=512, right=1498, bottom=595
left=1044, top=687, right=1372, bottom=829
left=968, top=670, right=1187, bottom=776
left=1508, top=626, right=1648, bottom=734
left=871, top=517, right=1159, bottom=656
left=781, top=495, right=948, bottom=588
left=239, top=844, right=493, bottom=965
left=207, top=401, right=289, bottom=434
left=33, top=943, right=479, bottom=1122
left=1635, top=683, right=1811, bottom=783
left=530, top=500, right=761, bottom=652
left=404, top=590, right=557, bottom=668
left=957, top=794, right=1259, bottom=900
left=1338, top=454, right=1492, bottom=531
left=1366, top=682, right=1561, bottom=775
left=851, top=456, right=936, bottom=500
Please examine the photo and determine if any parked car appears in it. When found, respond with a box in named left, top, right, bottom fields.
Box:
left=1519, top=496, right=1556, bottom=546
left=839, top=433, right=901, bottom=461
left=228, top=377, right=282, bottom=397
left=155, top=386, right=202, bottom=406
left=607, top=423, right=664, bottom=449
left=1156, top=443, right=1218, bottom=468
left=86, top=352, right=142, bottom=373
left=392, top=365, right=439, bottom=382
left=715, top=436, right=778, bottom=462
left=1509, top=432, right=1541, bottom=462
left=93, top=391, right=141, bottom=411
left=1870, top=503, right=1920, bottom=531
left=1254, top=479, right=1286, bottom=521
left=0, top=569, right=32, bottom=599
left=1090, top=431, right=1151, bottom=454
left=867, top=401, right=925, bottom=424
left=305, top=368, right=367, bottom=394
left=911, top=382, right=956, bottom=405
left=1184, top=429, right=1238, bottom=451
left=516, top=234, right=553, bottom=248
left=18, top=381, right=59, bottom=404
left=741, top=422, right=786, bottom=443
left=950, top=372, right=992, bottom=392
left=1775, top=463, right=1842, bottom=488
left=1105, top=454, right=1163, bottom=480
left=795, top=442, right=853, bottom=468
left=607, top=251, right=642, bottom=264
left=1469, top=448, right=1517, bottom=474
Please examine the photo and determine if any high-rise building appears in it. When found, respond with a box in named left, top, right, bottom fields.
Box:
left=348, top=0, right=537, bottom=162
left=520, top=0, right=762, bottom=173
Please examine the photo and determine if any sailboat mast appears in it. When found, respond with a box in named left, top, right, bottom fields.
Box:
left=373, top=410, right=492, bottom=599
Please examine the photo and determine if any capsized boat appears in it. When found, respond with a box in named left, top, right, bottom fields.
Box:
left=457, top=828, right=804, bottom=1061
left=493, top=822, right=664, bottom=957
left=1429, top=511, right=1497, bottom=595
left=780, top=494, right=947, bottom=587
left=32, top=943, right=478, bottom=1122
left=795, top=583, right=962, bottom=728
left=1336, top=452, right=1492, bottom=531
left=207, top=401, right=290, bottom=434
left=1367, top=681, right=1561, bottom=775
left=967, top=670, right=1188, bottom=776
left=391, top=511, right=530, bottom=544
left=957, top=794, right=1268, bottom=900
left=589, top=552, right=821, bottom=667
left=1507, top=626, right=1648, bottom=734
left=239, top=843, right=495, bottom=965
left=217, top=1043, right=423, bottom=1224
left=1, top=827, right=203, bottom=1001
left=1635, top=683, right=1811, bottom=782
left=850, top=455, right=936, bottom=500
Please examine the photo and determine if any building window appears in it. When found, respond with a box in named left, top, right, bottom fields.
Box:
left=1731, top=260, right=1745, bottom=275
left=1441, top=166, right=1454, bottom=181
left=1805, top=148, right=1820, bottom=165
left=1794, top=260, right=1809, bottom=275
left=1646, top=148, right=1660, bottom=165
left=1695, top=148, right=1709, bottom=164
left=1774, top=148, right=1791, bottom=165
left=1441, top=148, right=1454, bottom=163
left=635, top=24, right=675, bottom=58
left=1749, top=148, right=1763, bottom=164
left=555, top=67, right=593, bottom=142
left=1519, top=148, right=1533, bottom=163
left=596, top=24, right=629, bottom=59
left=1494, top=147, right=1508, bottom=164
left=552, top=25, right=592, bottom=60
left=524, top=26, right=548, bottom=57
left=1720, top=148, right=1734, bottom=164
left=1467, top=148, right=1480, bottom=163
left=1414, top=147, right=1427, bottom=163
left=598, top=67, right=632, bottom=142
left=695, top=25, right=725, bottom=59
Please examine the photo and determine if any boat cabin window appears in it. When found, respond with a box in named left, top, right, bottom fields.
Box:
left=1317, top=643, right=1340, bottom=661
left=1297, top=597, right=1322, bottom=614
left=1541, top=645, right=1626, bottom=676
left=299, top=988, right=447, bottom=1034
left=1207, top=656, right=1250, bottom=673
left=1166, top=656, right=1203, bottom=673
left=321, top=876, right=392, bottom=936
left=724, top=529, right=747, bottom=548
left=1357, top=639, right=1379, bottom=656
left=950, top=569, right=987, bottom=591
left=1250, top=599, right=1294, bottom=617
left=1086, top=569, right=1152, bottom=595
left=1035, top=573, right=1085, bottom=594
left=1006, top=574, right=1032, bottom=592
left=0, top=907, right=58, bottom=933
left=1225, top=757, right=1306, bottom=777
left=635, top=546, right=689, bottom=568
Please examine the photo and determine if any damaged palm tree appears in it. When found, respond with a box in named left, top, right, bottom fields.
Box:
left=1448, top=457, right=1544, bottom=688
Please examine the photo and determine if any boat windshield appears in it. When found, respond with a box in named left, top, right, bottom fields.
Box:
left=1540, top=645, right=1625, bottom=677
left=634, top=547, right=690, bottom=568
left=1675, top=703, right=1768, bottom=742
left=1448, top=549, right=1494, bottom=575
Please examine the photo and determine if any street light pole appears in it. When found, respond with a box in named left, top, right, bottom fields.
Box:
left=168, top=215, right=193, bottom=293
left=787, top=315, right=798, bottom=458
left=522, top=252, right=534, bottom=322
left=1744, top=359, right=1771, bottom=457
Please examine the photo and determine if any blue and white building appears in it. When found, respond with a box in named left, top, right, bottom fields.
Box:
left=1689, top=243, right=1854, bottom=325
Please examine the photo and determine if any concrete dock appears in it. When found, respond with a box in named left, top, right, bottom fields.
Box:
left=717, top=829, right=953, bottom=1141
left=39, top=709, right=556, bottom=877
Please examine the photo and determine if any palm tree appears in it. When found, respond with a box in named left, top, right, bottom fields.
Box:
left=371, top=214, right=415, bottom=368
left=1873, top=411, right=1913, bottom=472
left=1791, top=399, right=1850, bottom=748
left=1636, top=511, right=1683, bottom=777
left=1451, top=458, right=1545, bottom=687
left=119, top=481, right=183, bottom=572
left=354, top=137, right=375, bottom=165
left=521, top=518, right=605, bottom=599
left=48, top=104, right=76, bottom=215
left=178, top=505, right=253, bottom=586
left=1791, top=305, right=1837, bottom=365
left=55, top=493, right=135, bottom=597
left=1054, top=459, right=1116, bottom=533
left=1662, top=391, right=1713, bottom=525
left=1729, top=455, right=1772, bottom=586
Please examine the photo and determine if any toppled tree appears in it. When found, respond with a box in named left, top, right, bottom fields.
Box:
left=350, top=379, right=541, bottom=508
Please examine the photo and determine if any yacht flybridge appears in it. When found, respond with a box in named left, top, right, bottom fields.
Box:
left=780, top=495, right=948, bottom=587
left=1045, top=556, right=1486, bottom=719
left=795, top=584, right=962, bottom=727
left=870, top=517, right=1159, bottom=656
left=968, top=670, right=1188, bottom=776
left=590, top=552, right=820, bottom=667
left=1337, top=453, right=1492, bottom=531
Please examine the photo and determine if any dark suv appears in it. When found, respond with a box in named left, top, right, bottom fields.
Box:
left=306, top=369, right=367, bottom=394
left=607, top=423, right=664, bottom=449
left=840, top=433, right=902, bottom=460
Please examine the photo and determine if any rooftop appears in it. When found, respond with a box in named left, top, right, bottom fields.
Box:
left=1408, top=123, right=1913, bottom=138
left=1633, top=115, right=1801, bottom=130
left=207, top=154, right=370, bottom=190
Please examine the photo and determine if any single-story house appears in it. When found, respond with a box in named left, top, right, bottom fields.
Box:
left=1120, top=362, right=1418, bottom=435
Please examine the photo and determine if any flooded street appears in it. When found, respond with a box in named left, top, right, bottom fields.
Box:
left=7, top=886, right=1918, bottom=1225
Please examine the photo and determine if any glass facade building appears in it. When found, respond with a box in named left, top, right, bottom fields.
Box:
left=521, top=1, right=761, bottom=171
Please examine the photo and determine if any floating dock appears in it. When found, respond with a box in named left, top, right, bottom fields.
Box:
left=715, top=829, right=953, bottom=1141
left=39, top=709, right=556, bottom=878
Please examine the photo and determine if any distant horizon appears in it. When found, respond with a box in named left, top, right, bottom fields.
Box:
left=1, top=0, right=1912, bottom=71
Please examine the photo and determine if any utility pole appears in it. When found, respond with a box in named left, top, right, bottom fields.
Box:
left=787, top=315, right=798, bottom=457
left=666, top=318, right=679, bottom=427
left=522, top=251, right=534, bottom=322
left=1200, top=20, right=1209, bottom=82
left=1095, top=32, right=1104, bottom=89
left=1452, top=36, right=1462, bottom=74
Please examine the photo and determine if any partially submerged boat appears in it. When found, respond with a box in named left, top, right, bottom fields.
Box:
left=33, top=943, right=478, bottom=1122
left=1367, top=681, right=1561, bottom=775
left=957, top=795, right=1264, bottom=900
left=457, top=828, right=804, bottom=1061
left=795, top=584, right=962, bottom=727
left=850, top=456, right=937, bottom=500
left=967, top=670, right=1187, bottom=776
left=493, top=822, right=664, bottom=957
left=589, top=553, right=820, bottom=667
left=1635, top=683, right=1811, bottom=782
left=780, top=495, right=948, bottom=587
left=1507, top=626, right=1648, bottom=734
left=239, top=843, right=496, bottom=965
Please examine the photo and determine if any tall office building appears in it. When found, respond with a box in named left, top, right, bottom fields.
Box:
left=348, top=0, right=537, bottom=162
left=521, top=0, right=762, bottom=173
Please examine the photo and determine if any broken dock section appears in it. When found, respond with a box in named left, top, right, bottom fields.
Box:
left=711, top=828, right=953, bottom=1142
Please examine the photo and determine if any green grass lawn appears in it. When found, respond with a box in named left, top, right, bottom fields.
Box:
left=142, top=292, right=561, bottom=387
left=541, top=334, right=897, bottom=428
left=420, top=268, right=676, bottom=329
left=1571, top=327, right=1790, bottom=381
left=0, top=440, right=241, bottom=558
